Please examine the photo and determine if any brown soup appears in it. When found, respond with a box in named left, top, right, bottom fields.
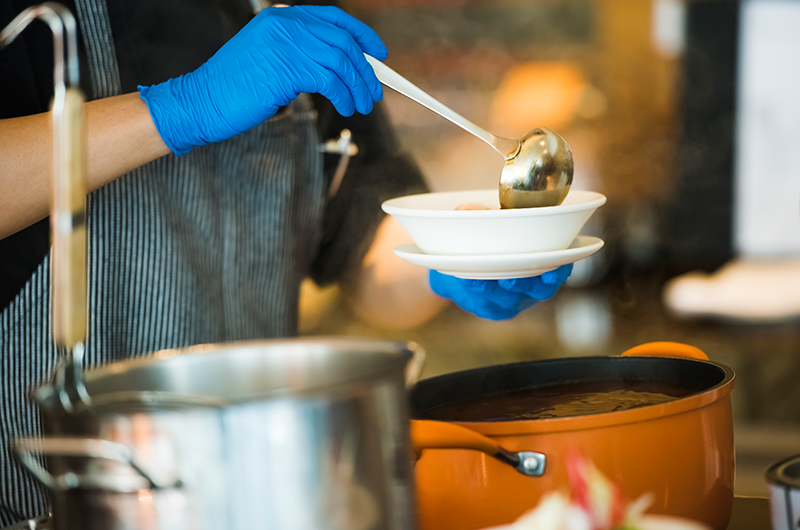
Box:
left=417, top=380, right=695, bottom=421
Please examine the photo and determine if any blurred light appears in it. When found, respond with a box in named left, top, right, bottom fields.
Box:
left=576, top=85, right=608, bottom=121
left=622, top=205, right=660, bottom=268
left=490, top=62, right=587, bottom=132
left=298, top=278, right=340, bottom=333
left=735, top=0, right=800, bottom=257
left=567, top=253, right=605, bottom=288
left=651, top=0, right=686, bottom=58
left=556, top=292, right=612, bottom=351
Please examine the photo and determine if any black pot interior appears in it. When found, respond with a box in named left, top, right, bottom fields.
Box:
left=410, top=356, right=733, bottom=422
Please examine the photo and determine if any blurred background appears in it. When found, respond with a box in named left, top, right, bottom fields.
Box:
left=299, top=0, right=800, bottom=497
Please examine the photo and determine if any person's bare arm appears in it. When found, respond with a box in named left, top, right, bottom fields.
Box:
left=0, top=92, right=170, bottom=240
left=342, top=215, right=448, bottom=330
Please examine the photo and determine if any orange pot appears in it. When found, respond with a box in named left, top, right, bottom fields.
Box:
left=409, top=342, right=735, bottom=530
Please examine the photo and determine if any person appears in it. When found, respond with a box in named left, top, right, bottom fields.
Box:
left=0, top=0, right=571, bottom=525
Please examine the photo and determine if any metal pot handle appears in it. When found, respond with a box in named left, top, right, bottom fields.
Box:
left=13, top=438, right=181, bottom=492
left=409, top=419, right=545, bottom=477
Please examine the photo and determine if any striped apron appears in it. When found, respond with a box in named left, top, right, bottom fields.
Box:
left=0, top=0, right=326, bottom=524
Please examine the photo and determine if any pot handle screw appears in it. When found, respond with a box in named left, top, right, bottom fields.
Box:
left=494, top=447, right=546, bottom=477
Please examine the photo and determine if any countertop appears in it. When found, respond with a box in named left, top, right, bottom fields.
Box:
left=728, top=496, right=771, bottom=530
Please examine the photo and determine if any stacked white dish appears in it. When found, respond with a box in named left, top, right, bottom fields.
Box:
left=381, top=189, right=606, bottom=279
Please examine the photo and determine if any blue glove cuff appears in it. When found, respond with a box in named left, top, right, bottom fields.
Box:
left=139, top=77, right=195, bottom=156
left=139, top=72, right=267, bottom=156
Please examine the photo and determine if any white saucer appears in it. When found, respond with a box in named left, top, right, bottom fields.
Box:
left=394, top=236, right=604, bottom=280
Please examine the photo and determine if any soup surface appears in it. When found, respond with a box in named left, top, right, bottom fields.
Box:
left=416, top=380, right=695, bottom=421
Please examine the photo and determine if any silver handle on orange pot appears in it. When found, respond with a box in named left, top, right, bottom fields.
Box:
left=410, top=420, right=546, bottom=477
left=0, top=3, right=91, bottom=413
left=14, top=438, right=182, bottom=492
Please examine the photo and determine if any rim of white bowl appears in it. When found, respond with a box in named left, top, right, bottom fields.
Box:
left=381, top=189, right=607, bottom=218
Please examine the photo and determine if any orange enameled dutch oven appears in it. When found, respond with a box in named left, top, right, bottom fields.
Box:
left=408, top=342, right=735, bottom=530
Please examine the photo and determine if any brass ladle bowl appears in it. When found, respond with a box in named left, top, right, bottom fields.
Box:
left=365, top=55, right=573, bottom=209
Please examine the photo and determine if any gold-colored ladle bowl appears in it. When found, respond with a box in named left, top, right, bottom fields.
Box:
left=365, top=55, right=574, bottom=209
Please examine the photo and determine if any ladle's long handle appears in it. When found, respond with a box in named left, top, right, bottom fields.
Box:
left=51, top=86, right=87, bottom=350
left=51, top=85, right=92, bottom=411
left=2, top=4, right=90, bottom=411
left=1, top=7, right=85, bottom=316
left=365, top=54, right=520, bottom=159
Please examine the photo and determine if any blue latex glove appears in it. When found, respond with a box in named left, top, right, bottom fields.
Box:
left=138, top=6, right=387, bottom=156
left=429, top=264, right=573, bottom=321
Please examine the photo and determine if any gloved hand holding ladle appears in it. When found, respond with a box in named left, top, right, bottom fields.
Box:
left=365, top=55, right=573, bottom=209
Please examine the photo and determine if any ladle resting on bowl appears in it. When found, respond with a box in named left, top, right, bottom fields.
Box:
left=365, top=54, right=574, bottom=208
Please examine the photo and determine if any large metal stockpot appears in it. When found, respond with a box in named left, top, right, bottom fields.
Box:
left=17, top=338, right=421, bottom=530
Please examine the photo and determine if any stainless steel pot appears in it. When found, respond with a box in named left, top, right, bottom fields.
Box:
left=17, top=337, right=422, bottom=530
left=767, top=454, right=800, bottom=530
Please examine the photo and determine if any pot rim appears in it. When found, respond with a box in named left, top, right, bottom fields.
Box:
left=36, top=337, right=414, bottom=411
left=766, top=454, right=800, bottom=489
left=413, top=355, right=735, bottom=436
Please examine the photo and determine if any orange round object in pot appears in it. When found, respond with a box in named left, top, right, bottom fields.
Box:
left=409, top=343, right=735, bottom=530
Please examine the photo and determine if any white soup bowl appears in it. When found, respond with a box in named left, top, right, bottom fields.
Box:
left=381, top=189, right=606, bottom=256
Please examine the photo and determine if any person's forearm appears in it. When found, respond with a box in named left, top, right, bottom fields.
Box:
left=0, top=92, right=170, bottom=240
left=343, top=216, right=448, bottom=330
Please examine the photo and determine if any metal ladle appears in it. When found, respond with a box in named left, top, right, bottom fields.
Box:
left=1, top=2, right=90, bottom=411
left=365, top=55, right=573, bottom=208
